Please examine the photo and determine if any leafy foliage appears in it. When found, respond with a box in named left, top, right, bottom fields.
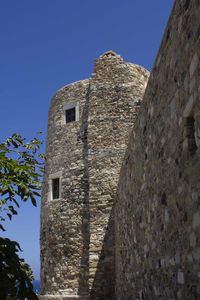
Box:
left=0, top=238, right=38, bottom=300
left=0, top=133, right=44, bottom=300
left=0, top=133, right=44, bottom=230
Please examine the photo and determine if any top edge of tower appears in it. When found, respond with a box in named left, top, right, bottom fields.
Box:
left=55, top=78, right=91, bottom=94
left=99, top=50, right=121, bottom=59
left=52, top=51, right=150, bottom=98
left=97, top=50, right=149, bottom=70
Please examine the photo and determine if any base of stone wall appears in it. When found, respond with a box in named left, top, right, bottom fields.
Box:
left=39, top=295, right=88, bottom=300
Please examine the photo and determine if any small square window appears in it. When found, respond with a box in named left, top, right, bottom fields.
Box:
left=63, top=102, right=79, bottom=124
left=52, top=178, right=60, bottom=199
left=65, top=107, right=76, bottom=123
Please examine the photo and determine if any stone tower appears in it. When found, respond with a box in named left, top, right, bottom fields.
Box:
left=40, top=51, right=149, bottom=300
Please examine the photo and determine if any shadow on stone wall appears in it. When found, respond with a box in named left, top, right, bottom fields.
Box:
left=78, top=84, right=90, bottom=297
left=89, top=206, right=115, bottom=300
left=78, top=82, right=115, bottom=299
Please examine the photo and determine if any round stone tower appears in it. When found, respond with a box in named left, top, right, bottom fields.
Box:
left=40, top=51, right=149, bottom=300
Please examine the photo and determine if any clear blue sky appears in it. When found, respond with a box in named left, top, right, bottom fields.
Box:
left=0, top=0, right=174, bottom=280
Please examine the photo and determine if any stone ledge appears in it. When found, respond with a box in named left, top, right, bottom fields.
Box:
left=39, top=295, right=88, bottom=300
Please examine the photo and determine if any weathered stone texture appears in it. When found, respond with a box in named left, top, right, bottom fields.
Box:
left=115, top=1, right=200, bottom=299
left=40, top=79, right=90, bottom=298
left=40, top=51, right=149, bottom=299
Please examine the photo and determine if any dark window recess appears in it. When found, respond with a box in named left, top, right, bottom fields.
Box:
left=65, top=107, right=75, bottom=123
left=185, top=117, right=197, bottom=156
left=52, top=178, right=60, bottom=199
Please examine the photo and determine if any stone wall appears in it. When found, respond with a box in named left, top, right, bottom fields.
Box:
left=40, top=51, right=149, bottom=300
left=115, top=1, right=200, bottom=299
left=40, top=79, right=90, bottom=298
left=87, top=52, right=149, bottom=300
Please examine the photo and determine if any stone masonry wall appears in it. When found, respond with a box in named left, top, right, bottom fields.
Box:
left=40, top=51, right=149, bottom=300
left=40, top=79, right=90, bottom=298
left=87, top=52, right=149, bottom=299
left=115, top=1, right=200, bottom=299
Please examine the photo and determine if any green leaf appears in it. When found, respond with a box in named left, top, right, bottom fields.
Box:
left=0, top=224, right=5, bottom=231
left=7, top=213, right=12, bottom=220
left=12, top=198, right=20, bottom=208
left=33, top=191, right=41, bottom=197
left=30, top=195, right=37, bottom=207
left=8, top=206, right=18, bottom=215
